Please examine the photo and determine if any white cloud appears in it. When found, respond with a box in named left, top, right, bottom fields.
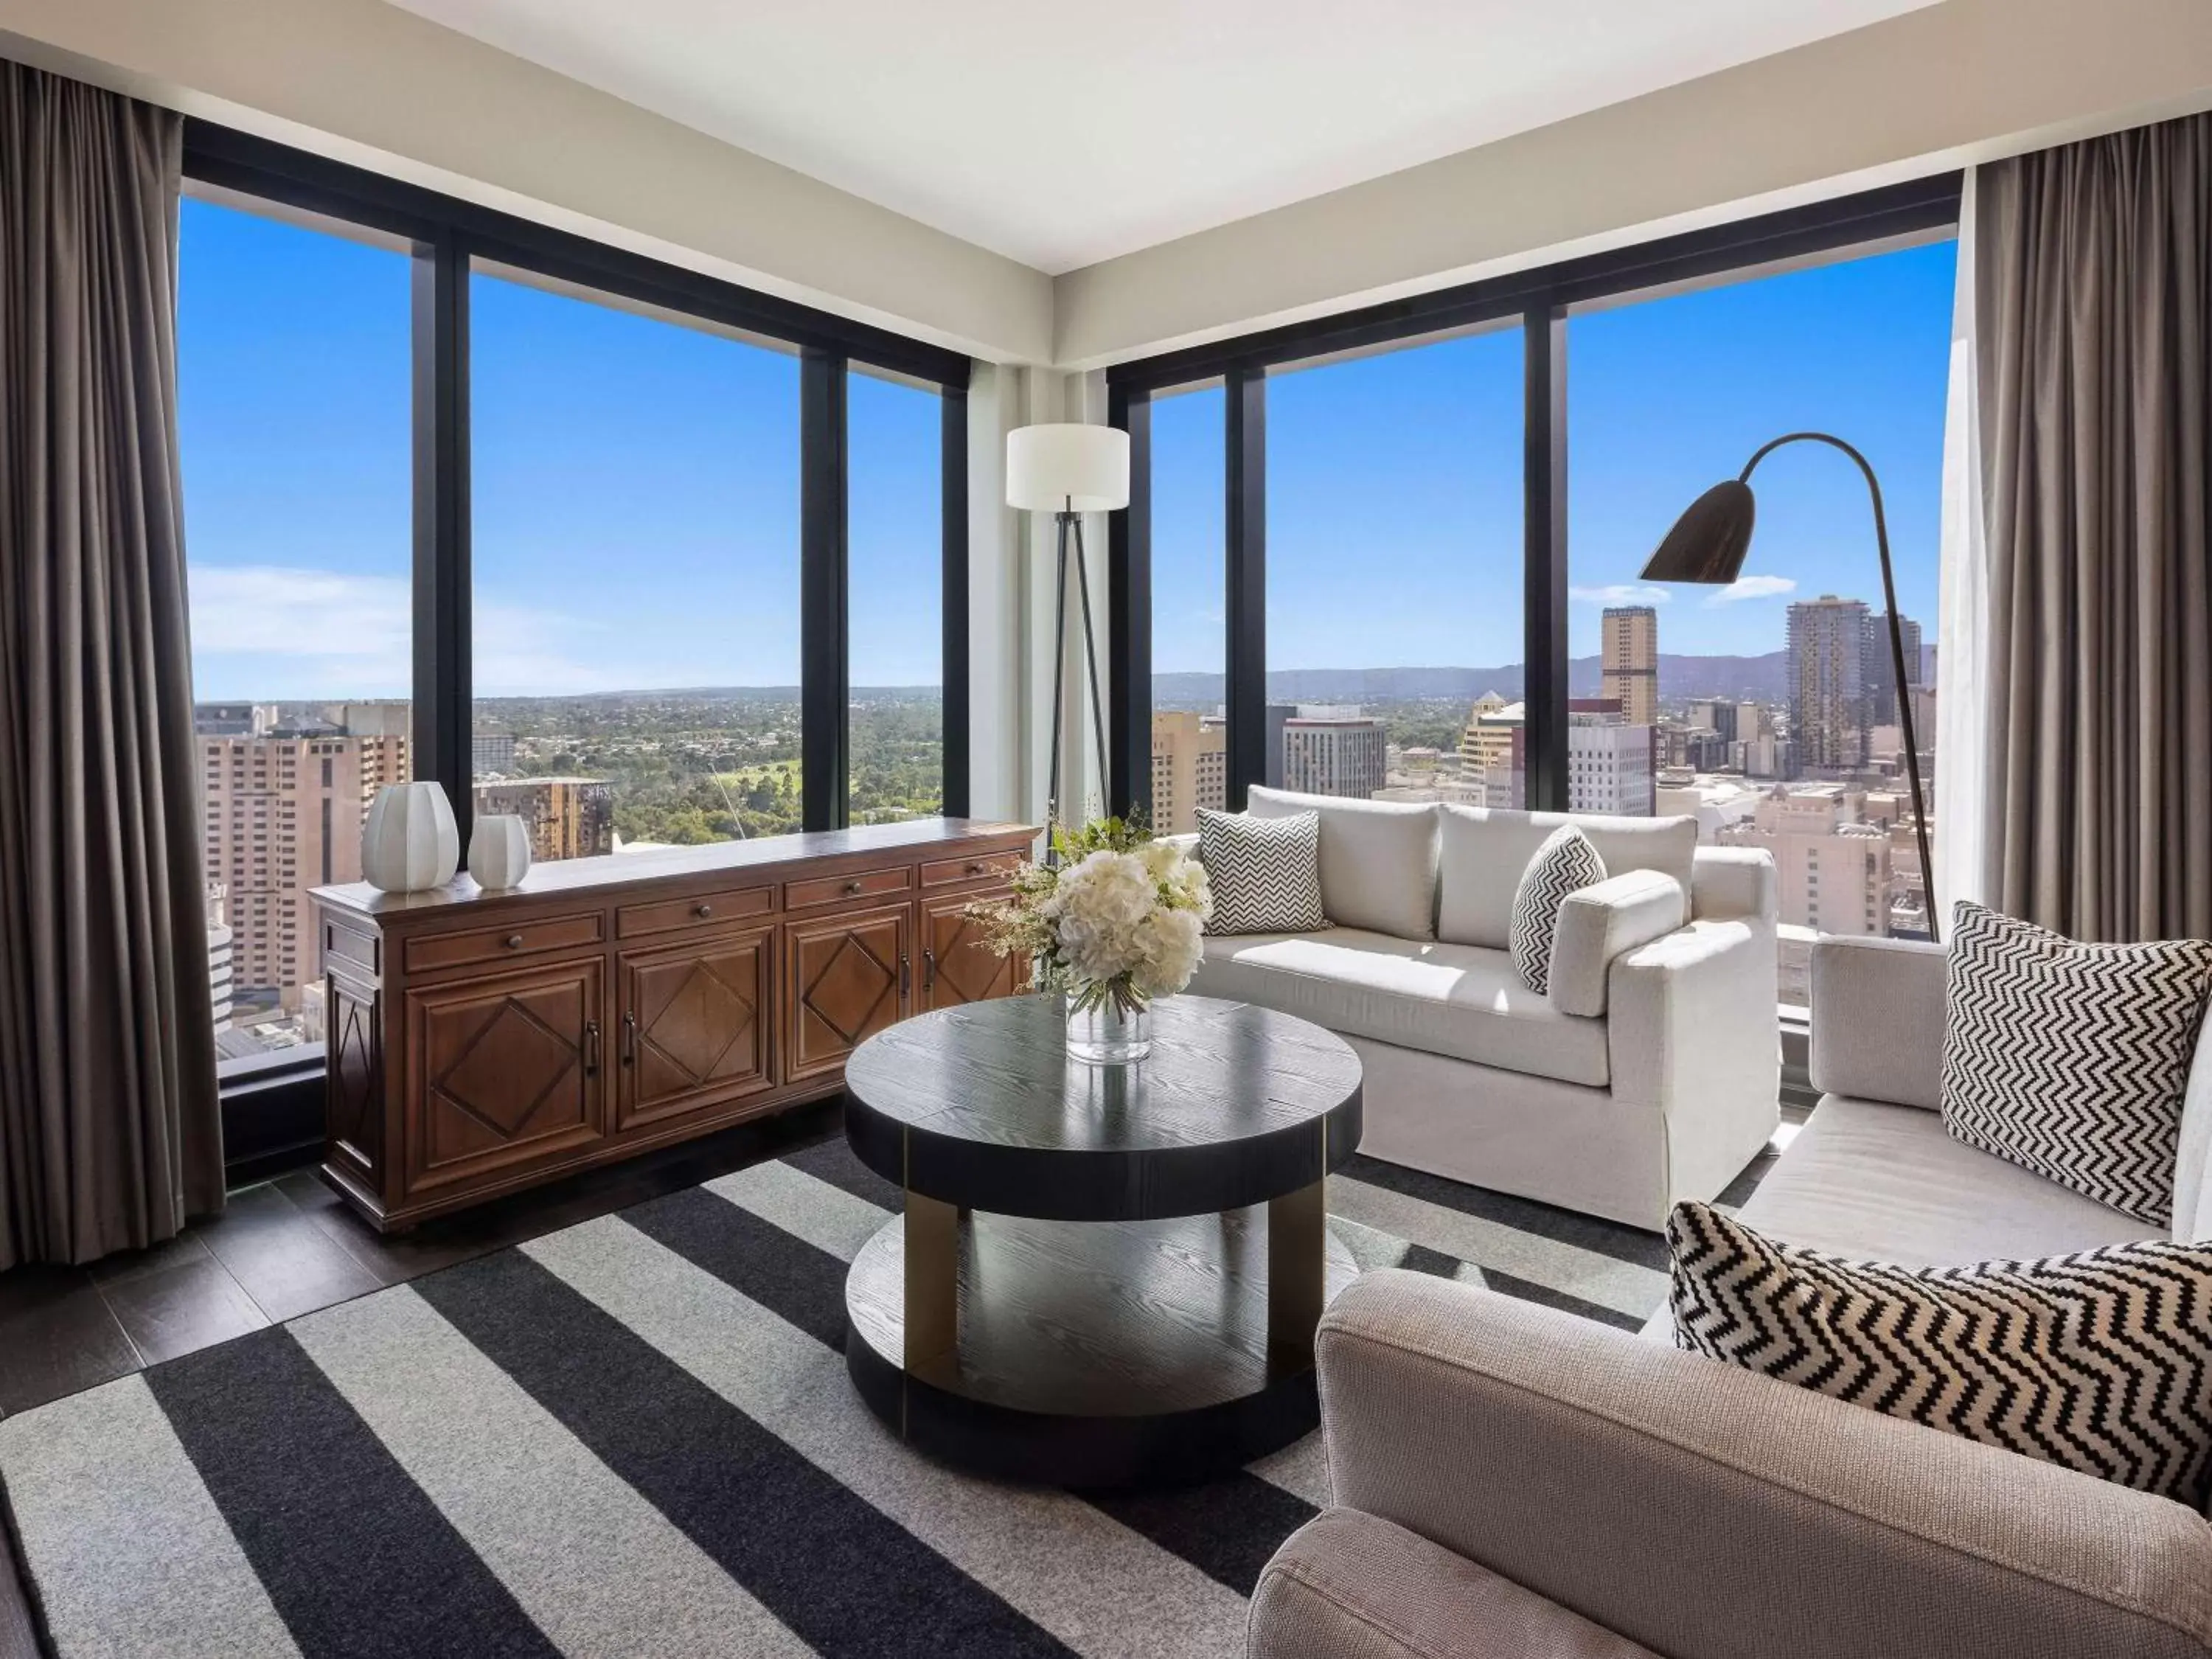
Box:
left=1702, top=574, right=1798, bottom=607
left=1568, top=583, right=1670, bottom=606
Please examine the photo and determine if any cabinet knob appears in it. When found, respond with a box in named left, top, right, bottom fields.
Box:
left=966, top=861, right=984, bottom=874
left=503, top=933, right=524, bottom=950
left=695, top=902, right=713, bottom=919
left=843, top=879, right=863, bottom=894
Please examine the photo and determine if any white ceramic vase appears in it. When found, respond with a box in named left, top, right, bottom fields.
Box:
left=467, top=813, right=532, bottom=890
left=361, top=782, right=460, bottom=894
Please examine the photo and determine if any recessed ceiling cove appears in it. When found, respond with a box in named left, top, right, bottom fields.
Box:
left=385, top=0, right=1938, bottom=273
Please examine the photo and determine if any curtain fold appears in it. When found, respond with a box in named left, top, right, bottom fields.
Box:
left=1974, top=113, right=2212, bottom=943
left=0, top=61, right=223, bottom=1270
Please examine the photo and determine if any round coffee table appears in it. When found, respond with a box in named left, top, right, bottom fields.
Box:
left=841, top=992, right=1363, bottom=1490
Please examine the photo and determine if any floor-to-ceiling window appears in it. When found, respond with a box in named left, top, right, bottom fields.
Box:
left=1265, top=329, right=1525, bottom=808
left=468, top=269, right=803, bottom=859
left=1568, top=238, right=1957, bottom=1001
left=846, top=369, right=944, bottom=824
left=178, top=193, right=413, bottom=1059
left=1147, top=381, right=1226, bottom=833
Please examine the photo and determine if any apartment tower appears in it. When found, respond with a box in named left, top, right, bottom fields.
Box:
left=1789, top=596, right=1873, bottom=773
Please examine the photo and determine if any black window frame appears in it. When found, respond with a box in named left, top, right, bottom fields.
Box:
left=181, top=119, right=971, bottom=1106
left=1105, top=172, right=1961, bottom=818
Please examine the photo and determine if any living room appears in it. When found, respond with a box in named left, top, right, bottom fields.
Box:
left=3, top=2, right=2211, bottom=1655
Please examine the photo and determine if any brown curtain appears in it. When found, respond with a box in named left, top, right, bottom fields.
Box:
left=0, top=62, right=223, bottom=1269
left=1978, top=114, right=2212, bottom=943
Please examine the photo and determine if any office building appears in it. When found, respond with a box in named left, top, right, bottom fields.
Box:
left=1788, top=595, right=1872, bottom=774
left=475, top=776, right=616, bottom=862
left=473, top=728, right=519, bottom=777
left=1150, top=709, right=1226, bottom=832
left=1281, top=712, right=1386, bottom=799
left=1601, top=605, right=1659, bottom=727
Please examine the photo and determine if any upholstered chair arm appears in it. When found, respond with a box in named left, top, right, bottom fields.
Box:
left=1807, top=934, right=1947, bottom=1110
left=1313, top=1271, right=2212, bottom=1659
left=1547, top=872, right=1688, bottom=1018
left=1688, top=846, right=1776, bottom=922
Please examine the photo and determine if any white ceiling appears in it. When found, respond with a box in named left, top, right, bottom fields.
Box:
left=385, top=0, right=1938, bottom=274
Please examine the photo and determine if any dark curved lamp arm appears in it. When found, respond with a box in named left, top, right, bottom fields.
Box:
left=1742, top=432, right=1939, bottom=946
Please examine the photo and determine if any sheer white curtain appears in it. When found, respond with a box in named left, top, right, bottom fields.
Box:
left=1935, top=167, right=1992, bottom=931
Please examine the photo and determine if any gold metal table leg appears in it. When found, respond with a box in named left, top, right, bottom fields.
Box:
left=1268, top=1177, right=1326, bottom=1374
left=904, top=1191, right=960, bottom=1371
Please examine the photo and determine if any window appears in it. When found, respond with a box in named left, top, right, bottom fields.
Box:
left=846, top=369, right=945, bottom=824
left=178, top=193, right=412, bottom=1059
left=1566, top=239, right=1956, bottom=1004
left=1147, top=382, right=1226, bottom=832
left=468, top=268, right=804, bottom=857
left=1265, top=329, right=1523, bottom=808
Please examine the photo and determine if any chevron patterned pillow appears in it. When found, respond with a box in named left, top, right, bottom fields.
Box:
left=1941, top=901, right=2212, bottom=1225
left=1509, top=825, right=1607, bottom=995
left=1667, top=1200, right=2212, bottom=1510
left=1197, top=809, right=1326, bottom=936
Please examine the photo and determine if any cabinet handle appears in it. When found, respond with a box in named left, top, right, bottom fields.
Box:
left=583, top=1020, right=601, bottom=1076
left=622, top=1010, right=636, bottom=1065
left=923, top=947, right=936, bottom=991
left=504, top=933, right=524, bottom=950
left=694, top=902, right=713, bottom=919
left=900, top=953, right=911, bottom=996
left=843, top=879, right=863, bottom=895
left=966, top=861, right=984, bottom=875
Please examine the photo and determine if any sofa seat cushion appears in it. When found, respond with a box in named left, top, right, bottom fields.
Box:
left=1191, top=928, right=1610, bottom=1087
left=1740, top=1096, right=2156, bottom=1267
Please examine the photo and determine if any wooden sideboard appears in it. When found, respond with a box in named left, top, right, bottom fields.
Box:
left=310, top=818, right=1035, bottom=1231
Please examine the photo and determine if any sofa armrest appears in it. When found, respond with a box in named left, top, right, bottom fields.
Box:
left=1548, top=871, right=1687, bottom=1018
left=1808, top=934, right=1947, bottom=1110
left=1689, top=846, right=1775, bottom=922
left=1318, top=1271, right=2212, bottom=1659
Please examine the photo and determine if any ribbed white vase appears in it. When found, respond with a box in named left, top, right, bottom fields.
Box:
left=361, top=782, right=460, bottom=894
left=467, top=813, right=532, bottom=890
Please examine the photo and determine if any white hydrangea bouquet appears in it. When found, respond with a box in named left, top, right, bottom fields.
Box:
left=968, top=817, right=1211, bottom=1062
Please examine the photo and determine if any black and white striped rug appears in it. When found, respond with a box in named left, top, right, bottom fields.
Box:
left=0, top=1135, right=1760, bottom=1658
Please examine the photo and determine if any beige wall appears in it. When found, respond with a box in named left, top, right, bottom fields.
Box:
left=1051, top=0, right=2212, bottom=367
left=0, top=0, right=1051, bottom=364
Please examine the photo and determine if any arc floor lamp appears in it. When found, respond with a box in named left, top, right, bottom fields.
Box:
left=1641, top=431, right=1939, bottom=945
left=1007, top=423, right=1130, bottom=850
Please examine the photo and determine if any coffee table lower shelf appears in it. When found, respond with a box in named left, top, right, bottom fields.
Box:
left=843, top=1204, right=1360, bottom=1490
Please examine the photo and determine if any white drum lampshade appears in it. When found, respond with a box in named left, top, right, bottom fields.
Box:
left=360, top=781, right=460, bottom=894
left=1006, top=424, right=1130, bottom=513
left=467, top=813, right=532, bottom=891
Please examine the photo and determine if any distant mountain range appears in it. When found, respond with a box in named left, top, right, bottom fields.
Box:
left=1152, top=651, right=1791, bottom=709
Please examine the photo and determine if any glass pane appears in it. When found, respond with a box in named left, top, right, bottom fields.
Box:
left=848, top=371, right=943, bottom=823
left=1266, top=330, right=1524, bottom=807
left=1567, top=240, right=1957, bottom=1004
left=1149, top=383, right=1225, bottom=833
left=179, top=195, right=413, bottom=1058
left=470, top=269, right=802, bottom=858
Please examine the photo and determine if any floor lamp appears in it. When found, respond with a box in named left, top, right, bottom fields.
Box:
left=1641, top=431, right=1940, bottom=945
left=1007, top=423, right=1130, bottom=855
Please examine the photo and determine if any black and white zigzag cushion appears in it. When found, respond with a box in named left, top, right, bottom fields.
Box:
left=1509, top=825, right=1607, bottom=995
left=1941, top=901, right=2212, bottom=1226
left=1197, top=809, right=1326, bottom=936
left=1667, top=1200, right=2212, bottom=1509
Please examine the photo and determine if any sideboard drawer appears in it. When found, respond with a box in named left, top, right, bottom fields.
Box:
left=617, top=882, right=775, bottom=940
left=402, top=911, right=605, bottom=974
left=919, top=850, right=1024, bottom=888
left=786, top=865, right=912, bottom=911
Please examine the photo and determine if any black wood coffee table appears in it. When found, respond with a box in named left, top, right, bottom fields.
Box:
left=841, top=992, right=1363, bottom=1489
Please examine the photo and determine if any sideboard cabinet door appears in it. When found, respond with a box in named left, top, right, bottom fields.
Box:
left=787, top=904, right=911, bottom=1082
left=404, top=957, right=607, bottom=1198
left=617, top=928, right=773, bottom=1131
left=919, top=893, right=1019, bottom=1009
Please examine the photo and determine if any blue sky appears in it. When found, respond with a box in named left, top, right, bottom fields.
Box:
left=179, top=194, right=1954, bottom=698
left=1153, top=235, right=1958, bottom=675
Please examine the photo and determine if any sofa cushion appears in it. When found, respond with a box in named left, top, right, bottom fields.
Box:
left=1668, top=1200, right=2212, bottom=1512
left=1439, top=806, right=1697, bottom=950
left=1197, top=808, right=1324, bottom=936
left=1509, top=826, right=1607, bottom=995
left=1248, top=786, right=1438, bottom=939
left=1741, top=1096, right=2153, bottom=1265
left=1942, top=901, right=2212, bottom=1226
left=1190, top=927, right=1609, bottom=1087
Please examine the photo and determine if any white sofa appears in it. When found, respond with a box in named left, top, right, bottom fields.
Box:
left=1179, top=786, right=1781, bottom=1230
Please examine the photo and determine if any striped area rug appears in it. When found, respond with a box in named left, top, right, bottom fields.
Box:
left=0, top=1135, right=1769, bottom=1659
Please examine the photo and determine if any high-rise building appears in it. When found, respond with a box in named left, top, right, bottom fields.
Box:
left=475, top=776, right=616, bottom=862
left=1788, top=595, right=1872, bottom=774
left=1718, top=783, right=1895, bottom=1001
left=473, top=729, right=519, bottom=776
left=1150, top=709, right=1226, bottom=833
left=1281, top=713, right=1385, bottom=799
left=1566, top=698, right=1658, bottom=815
left=1601, top=605, right=1659, bottom=727
left=1686, top=698, right=1739, bottom=743
left=1864, top=612, right=1924, bottom=726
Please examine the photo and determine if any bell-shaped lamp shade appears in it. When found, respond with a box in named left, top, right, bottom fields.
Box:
left=1639, top=479, right=1757, bottom=585
left=1006, top=423, right=1130, bottom=513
